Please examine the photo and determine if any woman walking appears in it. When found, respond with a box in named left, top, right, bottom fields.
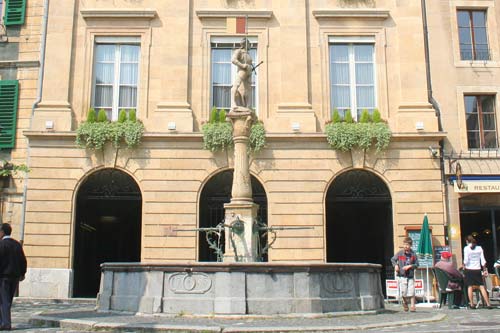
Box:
left=463, top=235, right=493, bottom=309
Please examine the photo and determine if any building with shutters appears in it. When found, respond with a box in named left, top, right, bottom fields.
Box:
left=3, top=0, right=450, bottom=299
left=0, top=0, right=41, bottom=244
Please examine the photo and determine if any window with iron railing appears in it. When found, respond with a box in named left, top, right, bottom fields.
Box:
left=465, top=95, right=498, bottom=149
left=458, top=9, right=490, bottom=61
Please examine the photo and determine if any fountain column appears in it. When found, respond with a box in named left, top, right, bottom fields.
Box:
left=223, top=109, right=260, bottom=262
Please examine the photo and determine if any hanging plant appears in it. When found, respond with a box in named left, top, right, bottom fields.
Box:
left=325, top=108, right=391, bottom=152
left=202, top=107, right=266, bottom=153
left=76, top=108, right=145, bottom=150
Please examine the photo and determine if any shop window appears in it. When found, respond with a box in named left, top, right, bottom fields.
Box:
left=0, top=80, right=19, bottom=149
left=210, top=37, right=257, bottom=114
left=457, top=9, right=489, bottom=61
left=465, top=95, right=497, bottom=149
left=3, top=0, right=26, bottom=26
left=91, top=37, right=140, bottom=121
left=329, top=37, right=377, bottom=120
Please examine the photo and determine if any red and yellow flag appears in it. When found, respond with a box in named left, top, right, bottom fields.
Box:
left=227, top=17, right=246, bottom=34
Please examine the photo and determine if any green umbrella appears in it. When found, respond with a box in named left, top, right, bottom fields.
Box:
left=417, top=214, right=433, bottom=263
left=417, top=214, right=433, bottom=303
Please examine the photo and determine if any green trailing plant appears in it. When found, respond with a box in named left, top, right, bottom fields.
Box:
left=325, top=111, right=391, bottom=152
left=76, top=108, right=145, bottom=150
left=249, top=121, right=266, bottom=153
left=202, top=121, right=233, bottom=152
left=202, top=108, right=266, bottom=153
left=0, top=160, right=29, bottom=177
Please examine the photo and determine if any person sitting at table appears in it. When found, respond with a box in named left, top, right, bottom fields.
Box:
left=435, top=251, right=464, bottom=308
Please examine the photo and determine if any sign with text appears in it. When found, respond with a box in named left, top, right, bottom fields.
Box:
left=434, top=245, right=451, bottom=263
left=386, top=279, right=424, bottom=298
left=407, top=229, right=433, bottom=267
left=454, top=179, right=500, bottom=193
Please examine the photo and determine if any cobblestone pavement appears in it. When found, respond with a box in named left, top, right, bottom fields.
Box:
left=10, top=298, right=500, bottom=332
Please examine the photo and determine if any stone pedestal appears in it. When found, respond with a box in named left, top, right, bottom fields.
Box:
left=223, top=203, right=259, bottom=262
left=223, top=108, right=260, bottom=262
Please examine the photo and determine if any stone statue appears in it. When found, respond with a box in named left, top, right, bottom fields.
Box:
left=231, top=38, right=253, bottom=110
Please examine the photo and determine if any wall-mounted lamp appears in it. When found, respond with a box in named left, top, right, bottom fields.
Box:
left=428, top=146, right=439, bottom=158
left=415, top=121, right=424, bottom=131
left=291, top=122, right=300, bottom=132
left=45, top=120, right=54, bottom=130
left=167, top=122, right=176, bottom=131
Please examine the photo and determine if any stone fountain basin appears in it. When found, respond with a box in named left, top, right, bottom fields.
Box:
left=97, top=262, right=384, bottom=315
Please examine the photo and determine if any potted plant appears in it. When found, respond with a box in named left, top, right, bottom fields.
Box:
left=202, top=107, right=266, bottom=153
left=0, top=160, right=29, bottom=189
left=325, top=108, right=391, bottom=153
left=75, top=108, right=145, bottom=150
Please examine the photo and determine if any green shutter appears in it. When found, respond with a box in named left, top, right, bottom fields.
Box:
left=4, top=0, right=26, bottom=26
left=0, top=80, right=19, bottom=149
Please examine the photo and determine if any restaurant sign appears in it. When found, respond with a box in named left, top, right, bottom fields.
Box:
left=454, top=179, right=500, bottom=193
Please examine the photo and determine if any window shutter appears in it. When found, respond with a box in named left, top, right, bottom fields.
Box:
left=0, top=80, right=19, bottom=149
left=4, top=0, right=26, bottom=26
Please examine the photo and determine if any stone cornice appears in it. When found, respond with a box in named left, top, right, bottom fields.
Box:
left=0, top=60, right=40, bottom=68
left=80, top=9, right=157, bottom=20
left=196, top=10, right=273, bottom=19
left=23, top=130, right=446, bottom=142
left=313, top=9, right=390, bottom=20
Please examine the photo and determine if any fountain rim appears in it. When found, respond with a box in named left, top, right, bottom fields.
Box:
left=100, top=262, right=382, bottom=273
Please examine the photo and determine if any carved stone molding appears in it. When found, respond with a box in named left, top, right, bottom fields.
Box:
left=168, top=272, right=212, bottom=294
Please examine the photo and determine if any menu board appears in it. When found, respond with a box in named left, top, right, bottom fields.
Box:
left=407, top=229, right=433, bottom=267
left=434, top=245, right=451, bottom=263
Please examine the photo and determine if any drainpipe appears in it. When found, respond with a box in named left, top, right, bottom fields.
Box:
left=421, top=0, right=450, bottom=239
left=19, top=0, right=49, bottom=244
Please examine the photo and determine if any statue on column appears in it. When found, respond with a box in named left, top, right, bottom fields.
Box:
left=231, top=38, right=253, bottom=110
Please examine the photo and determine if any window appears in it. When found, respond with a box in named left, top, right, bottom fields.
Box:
left=211, top=37, right=257, bottom=113
left=329, top=37, right=376, bottom=120
left=458, top=10, right=489, bottom=61
left=465, top=95, right=497, bottom=149
left=92, top=37, right=140, bottom=121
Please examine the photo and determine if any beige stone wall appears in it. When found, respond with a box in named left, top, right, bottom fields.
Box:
left=23, top=0, right=446, bottom=271
left=427, top=0, right=500, bottom=265
left=0, top=0, right=43, bottom=240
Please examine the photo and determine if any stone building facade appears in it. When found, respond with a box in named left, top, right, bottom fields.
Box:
left=0, top=0, right=43, bottom=249
left=427, top=0, right=500, bottom=271
left=11, top=0, right=447, bottom=298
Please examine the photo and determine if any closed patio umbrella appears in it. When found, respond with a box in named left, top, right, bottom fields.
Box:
left=417, top=214, right=433, bottom=303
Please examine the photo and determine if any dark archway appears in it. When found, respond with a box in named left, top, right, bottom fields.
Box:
left=73, top=168, right=142, bottom=297
left=326, top=170, right=393, bottom=290
left=199, top=170, right=267, bottom=261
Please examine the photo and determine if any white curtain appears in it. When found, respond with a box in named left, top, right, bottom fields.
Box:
left=93, top=44, right=139, bottom=118
left=211, top=47, right=257, bottom=111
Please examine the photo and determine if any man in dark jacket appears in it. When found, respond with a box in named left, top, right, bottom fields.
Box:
left=0, top=223, right=27, bottom=330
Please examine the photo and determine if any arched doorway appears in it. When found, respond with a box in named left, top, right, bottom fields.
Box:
left=326, top=169, right=393, bottom=289
left=199, top=170, right=267, bottom=261
left=73, top=168, right=142, bottom=297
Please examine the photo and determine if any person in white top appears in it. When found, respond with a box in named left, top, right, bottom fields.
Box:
left=463, top=235, right=492, bottom=309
